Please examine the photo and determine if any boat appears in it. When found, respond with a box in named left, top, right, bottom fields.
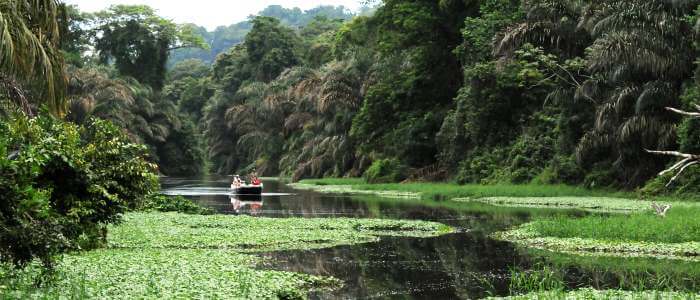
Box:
left=231, top=182, right=263, bottom=195
left=230, top=175, right=263, bottom=195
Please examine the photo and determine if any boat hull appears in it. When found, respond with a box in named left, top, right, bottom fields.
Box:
left=231, top=184, right=263, bottom=195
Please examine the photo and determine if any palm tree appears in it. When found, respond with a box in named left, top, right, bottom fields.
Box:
left=496, top=0, right=697, bottom=186
left=67, top=66, right=181, bottom=147
left=0, top=0, right=67, bottom=116
left=574, top=0, right=695, bottom=186
left=278, top=60, right=368, bottom=180
left=203, top=93, right=240, bottom=174
left=494, top=0, right=590, bottom=59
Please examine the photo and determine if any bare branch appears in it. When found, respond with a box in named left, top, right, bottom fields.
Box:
left=665, top=107, right=700, bottom=118
left=658, top=157, right=691, bottom=176
left=666, top=161, right=700, bottom=187
left=647, top=105, right=700, bottom=186
left=645, top=149, right=700, bottom=159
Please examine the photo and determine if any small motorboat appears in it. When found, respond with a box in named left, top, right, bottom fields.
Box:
left=231, top=175, right=263, bottom=195
left=231, top=182, right=263, bottom=195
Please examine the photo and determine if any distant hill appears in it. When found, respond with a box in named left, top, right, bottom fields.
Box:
left=168, top=5, right=356, bottom=67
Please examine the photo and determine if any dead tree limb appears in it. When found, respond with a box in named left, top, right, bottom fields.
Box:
left=665, top=107, right=700, bottom=118
left=646, top=106, right=700, bottom=186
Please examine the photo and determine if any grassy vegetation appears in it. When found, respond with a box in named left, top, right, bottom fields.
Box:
left=491, top=257, right=700, bottom=298
left=532, top=208, right=700, bottom=243
left=291, top=178, right=634, bottom=205
left=494, top=222, right=700, bottom=261
left=295, top=178, right=633, bottom=201
left=507, top=264, right=565, bottom=296
left=469, top=197, right=700, bottom=212
left=1, top=212, right=450, bottom=298
left=526, top=249, right=700, bottom=292
left=488, top=288, right=699, bottom=299
left=290, top=182, right=421, bottom=199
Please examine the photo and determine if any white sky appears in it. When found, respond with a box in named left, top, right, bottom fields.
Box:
left=62, top=0, right=363, bottom=30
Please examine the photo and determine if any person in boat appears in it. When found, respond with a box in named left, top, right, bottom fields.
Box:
left=248, top=169, right=261, bottom=186
left=232, top=175, right=243, bottom=187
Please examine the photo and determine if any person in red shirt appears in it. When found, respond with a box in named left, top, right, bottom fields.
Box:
left=249, top=169, right=261, bottom=185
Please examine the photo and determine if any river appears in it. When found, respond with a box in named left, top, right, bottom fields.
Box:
left=162, top=177, right=699, bottom=299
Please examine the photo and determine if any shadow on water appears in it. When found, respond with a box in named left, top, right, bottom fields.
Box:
left=161, top=177, right=700, bottom=299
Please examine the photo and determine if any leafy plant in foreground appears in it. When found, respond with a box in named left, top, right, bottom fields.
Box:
left=0, top=115, right=158, bottom=269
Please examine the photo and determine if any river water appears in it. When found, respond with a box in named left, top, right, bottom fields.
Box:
left=161, top=177, right=699, bottom=299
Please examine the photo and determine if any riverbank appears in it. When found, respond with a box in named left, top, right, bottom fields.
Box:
left=1, top=212, right=451, bottom=298
left=293, top=179, right=699, bottom=211
left=293, top=179, right=634, bottom=201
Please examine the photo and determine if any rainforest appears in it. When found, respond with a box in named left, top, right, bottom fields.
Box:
left=2, top=0, right=700, bottom=299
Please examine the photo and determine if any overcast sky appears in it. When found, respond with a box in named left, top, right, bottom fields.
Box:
left=63, top=0, right=364, bottom=30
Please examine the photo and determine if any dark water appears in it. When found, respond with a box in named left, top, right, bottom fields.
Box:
left=161, top=177, right=700, bottom=299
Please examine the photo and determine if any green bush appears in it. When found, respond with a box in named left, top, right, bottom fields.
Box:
left=363, top=158, right=407, bottom=183
left=142, top=194, right=213, bottom=215
left=507, top=135, right=555, bottom=184
left=582, top=163, right=618, bottom=189
left=534, top=155, right=585, bottom=185
left=455, top=148, right=508, bottom=184
left=0, top=115, right=158, bottom=269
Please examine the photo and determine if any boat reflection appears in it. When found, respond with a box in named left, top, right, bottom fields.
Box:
left=230, top=194, right=263, bottom=215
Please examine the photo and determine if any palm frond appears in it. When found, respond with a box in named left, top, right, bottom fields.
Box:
left=0, top=0, right=67, bottom=116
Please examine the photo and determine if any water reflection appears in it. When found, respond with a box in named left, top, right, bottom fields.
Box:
left=160, top=177, right=562, bottom=227
left=261, top=233, right=526, bottom=299
left=230, top=194, right=264, bottom=215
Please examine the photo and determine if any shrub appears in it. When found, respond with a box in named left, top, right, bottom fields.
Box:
left=455, top=148, right=508, bottom=184
left=582, top=162, right=618, bottom=189
left=364, top=158, right=407, bottom=183
left=142, top=194, right=213, bottom=215
left=534, top=155, right=585, bottom=185
left=0, top=115, right=158, bottom=269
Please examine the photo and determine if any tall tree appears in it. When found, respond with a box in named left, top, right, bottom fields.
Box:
left=93, top=5, right=207, bottom=90
left=575, top=0, right=696, bottom=186
left=349, top=0, right=479, bottom=167
left=245, top=16, right=300, bottom=82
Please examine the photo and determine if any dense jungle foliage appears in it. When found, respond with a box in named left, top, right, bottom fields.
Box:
left=168, top=5, right=361, bottom=66
left=8, top=0, right=698, bottom=193
left=192, top=0, right=700, bottom=195
left=5, top=0, right=700, bottom=189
